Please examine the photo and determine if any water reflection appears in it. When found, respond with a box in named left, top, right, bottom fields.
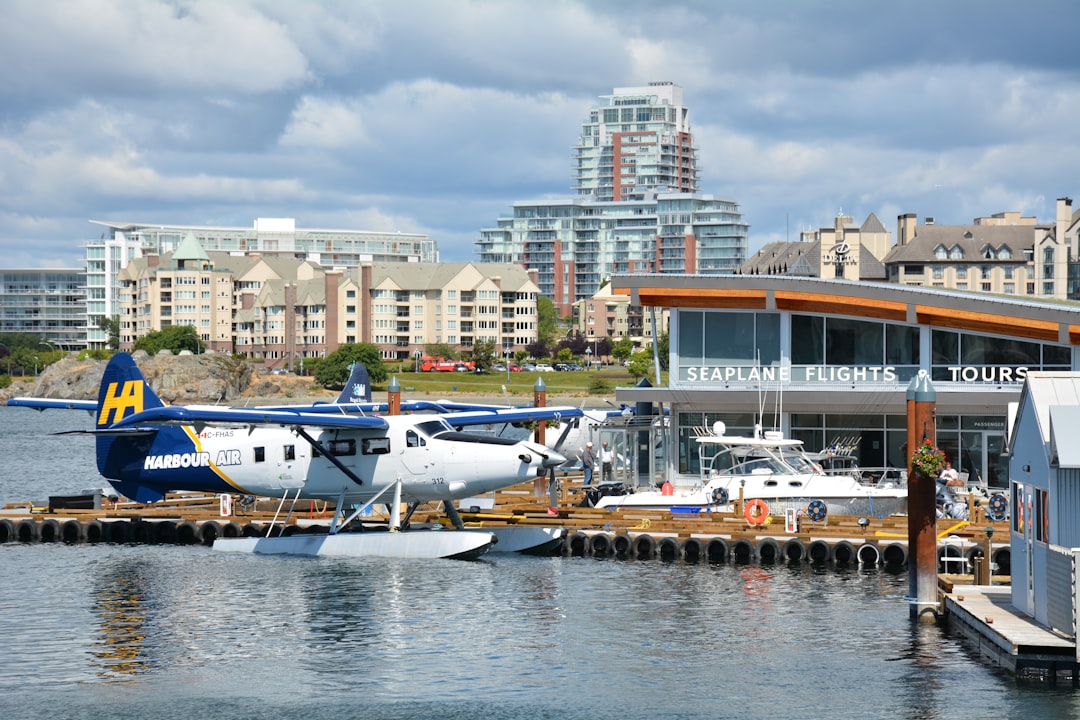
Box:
left=90, top=561, right=153, bottom=679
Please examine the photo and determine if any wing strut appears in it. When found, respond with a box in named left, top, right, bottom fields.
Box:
left=266, top=488, right=303, bottom=537
left=295, top=427, right=365, bottom=487
left=330, top=481, right=397, bottom=535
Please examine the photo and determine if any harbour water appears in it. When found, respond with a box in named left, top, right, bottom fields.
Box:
left=2, top=407, right=1080, bottom=719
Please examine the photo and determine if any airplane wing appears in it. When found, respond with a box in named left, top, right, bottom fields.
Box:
left=7, top=398, right=97, bottom=412
left=111, top=405, right=389, bottom=430
left=436, top=405, right=583, bottom=428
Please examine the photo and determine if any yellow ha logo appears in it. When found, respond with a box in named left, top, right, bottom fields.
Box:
left=97, top=380, right=144, bottom=426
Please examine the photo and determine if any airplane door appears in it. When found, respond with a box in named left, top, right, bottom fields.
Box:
left=400, top=429, right=431, bottom=475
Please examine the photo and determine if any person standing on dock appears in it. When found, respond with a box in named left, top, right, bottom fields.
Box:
left=582, top=442, right=596, bottom=485
left=600, top=441, right=614, bottom=483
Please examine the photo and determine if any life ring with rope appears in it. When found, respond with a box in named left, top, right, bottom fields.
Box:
left=806, top=499, right=828, bottom=522
left=987, top=493, right=1009, bottom=522
left=744, top=498, right=770, bottom=526
left=711, top=486, right=729, bottom=506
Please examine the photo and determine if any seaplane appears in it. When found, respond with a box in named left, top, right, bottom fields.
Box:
left=8, top=353, right=581, bottom=560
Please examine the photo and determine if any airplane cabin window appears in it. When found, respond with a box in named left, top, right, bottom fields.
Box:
left=416, top=420, right=453, bottom=438
left=284, top=445, right=295, bottom=461
left=328, top=439, right=356, bottom=456
left=407, top=430, right=423, bottom=448
left=254, top=447, right=265, bottom=463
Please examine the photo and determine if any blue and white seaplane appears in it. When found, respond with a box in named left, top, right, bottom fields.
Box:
left=9, top=353, right=579, bottom=560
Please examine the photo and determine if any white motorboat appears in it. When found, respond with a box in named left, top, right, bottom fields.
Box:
left=593, top=422, right=907, bottom=519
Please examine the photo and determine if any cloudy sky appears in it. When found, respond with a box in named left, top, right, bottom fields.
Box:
left=2, top=0, right=1078, bottom=269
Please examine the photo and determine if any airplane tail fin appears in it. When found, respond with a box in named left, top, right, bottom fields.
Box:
left=94, top=353, right=168, bottom=502
left=336, top=362, right=372, bottom=404
left=95, top=352, right=164, bottom=428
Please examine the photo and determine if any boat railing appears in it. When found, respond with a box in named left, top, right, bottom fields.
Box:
left=855, top=467, right=907, bottom=488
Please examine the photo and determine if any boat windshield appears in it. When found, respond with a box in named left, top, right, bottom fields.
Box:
left=702, top=444, right=803, bottom=477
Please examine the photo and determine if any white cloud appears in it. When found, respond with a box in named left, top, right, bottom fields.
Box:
left=0, top=0, right=310, bottom=96
left=0, top=0, right=1078, bottom=265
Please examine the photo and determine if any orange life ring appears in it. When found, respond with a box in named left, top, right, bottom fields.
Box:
left=744, top=498, right=770, bottom=526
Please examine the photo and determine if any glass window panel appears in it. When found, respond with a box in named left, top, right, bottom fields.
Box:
left=790, top=413, right=824, bottom=429
left=962, top=334, right=1039, bottom=365
left=932, top=330, right=958, bottom=365
left=704, top=312, right=755, bottom=363
left=791, top=314, right=823, bottom=365
left=825, top=317, right=882, bottom=365
left=678, top=311, right=703, bottom=363
left=756, top=313, right=781, bottom=366
left=885, top=324, right=920, bottom=364
left=1043, top=344, right=1071, bottom=368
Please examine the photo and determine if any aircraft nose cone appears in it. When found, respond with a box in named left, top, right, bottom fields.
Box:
left=521, top=441, right=565, bottom=469
left=543, top=448, right=567, bottom=468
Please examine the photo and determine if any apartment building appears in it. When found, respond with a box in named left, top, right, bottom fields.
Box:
left=86, top=217, right=435, bottom=349
left=361, top=262, right=540, bottom=359
left=741, top=198, right=1080, bottom=300
left=117, top=235, right=538, bottom=365
left=0, top=268, right=86, bottom=349
left=574, top=82, right=698, bottom=201
left=884, top=198, right=1080, bottom=299
left=477, top=83, right=748, bottom=317
left=573, top=282, right=668, bottom=353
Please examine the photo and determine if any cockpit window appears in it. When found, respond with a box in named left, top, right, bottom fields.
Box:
left=416, top=419, right=454, bottom=438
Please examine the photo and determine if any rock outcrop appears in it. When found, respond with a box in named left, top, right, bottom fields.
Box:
left=1, top=350, right=255, bottom=404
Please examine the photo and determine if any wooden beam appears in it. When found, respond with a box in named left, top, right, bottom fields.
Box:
left=774, top=291, right=908, bottom=321
left=917, top=306, right=1060, bottom=342
left=636, top=288, right=767, bottom=309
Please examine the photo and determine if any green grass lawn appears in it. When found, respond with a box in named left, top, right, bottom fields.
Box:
left=381, top=365, right=665, bottom=399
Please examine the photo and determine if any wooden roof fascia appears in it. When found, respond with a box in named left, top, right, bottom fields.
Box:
left=636, top=288, right=767, bottom=309
left=773, top=291, right=908, bottom=322
left=916, top=305, right=1061, bottom=343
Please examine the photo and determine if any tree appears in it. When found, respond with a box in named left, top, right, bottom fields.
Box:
left=556, top=331, right=587, bottom=356
left=526, top=339, right=549, bottom=360
left=468, top=339, right=497, bottom=371
left=314, top=343, right=387, bottom=389
left=424, top=343, right=457, bottom=360
left=536, top=296, right=558, bottom=347
left=97, top=315, right=121, bottom=350
left=611, top=336, right=634, bottom=362
left=133, top=325, right=204, bottom=355
left=656, top=331, right=670, bottom=370
left=626, top=350, right=653, bottom=379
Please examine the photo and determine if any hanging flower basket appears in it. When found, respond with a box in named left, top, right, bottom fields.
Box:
left=910, top=440, right=946, bottom=478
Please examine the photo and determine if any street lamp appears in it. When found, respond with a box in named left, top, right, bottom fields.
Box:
left=34, top=355, right=39, bottom=377
left=585, top=347, right=592, bottom=370
left=505, top=349, right=511, bottom=382
left=415, top=349, right=421, bottom=373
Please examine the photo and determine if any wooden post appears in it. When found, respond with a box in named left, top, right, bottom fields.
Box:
left=533, top=377, right=547, bottom=497
left=387, top=375, right=401, bottom=416
left=907, top=371, right=938, bottom=624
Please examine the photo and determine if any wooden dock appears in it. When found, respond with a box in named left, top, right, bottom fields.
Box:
left=1, top=478, right=1015, bottom=570
left=942, top=583, right=1079, bottom=682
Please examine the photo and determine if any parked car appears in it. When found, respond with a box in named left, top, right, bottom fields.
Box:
left=567, top=363, right=583, bottom=371
left=509, top=364, right=523, bottom=372
left=492, top=364, right=506, bottom=372
left=553, top=363, right=569, bottom=371
left=534, top=363, right=554, bottom=372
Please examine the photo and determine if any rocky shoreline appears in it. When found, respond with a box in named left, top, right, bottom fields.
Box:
left=1, top=351, right=598, bottom=407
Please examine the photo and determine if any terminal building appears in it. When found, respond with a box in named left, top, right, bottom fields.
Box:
left=611, top=274, right=1080, bottom=492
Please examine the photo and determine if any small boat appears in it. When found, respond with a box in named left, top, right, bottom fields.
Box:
left=592, top=422, right=907, bottom=518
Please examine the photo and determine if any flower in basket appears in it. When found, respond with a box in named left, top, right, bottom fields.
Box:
left=910, top=440, right=947, bottom=478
